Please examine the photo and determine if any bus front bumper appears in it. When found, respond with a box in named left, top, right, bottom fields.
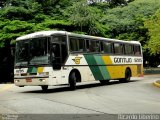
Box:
left=14, top=76, right=49, bottom=86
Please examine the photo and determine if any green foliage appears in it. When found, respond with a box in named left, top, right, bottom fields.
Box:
left=88, top=0, right=134, bottom=7
left=88, top=1, right=110, bottom=11
left=101, top=0, right=160, bottom=42
left=64, top=0, right=107, bottom=36
left=0, top=20, right=34, bottom=47
left=64, top=0, right=94, bottom=29
left=3, top=20, right=33, bottom=33
left=33, top=14, right=49, bottom=23
left=144, top=9, right=160, bottom=55
left=38, top=19, right=72, bottom=31
left=1, top=6, right=32, bottom=20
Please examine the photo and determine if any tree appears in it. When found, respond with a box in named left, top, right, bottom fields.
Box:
left=101, top=0, right=160, bottom=41
left=144, top=9, right=160, bottom=55
left=88, top=0, right=134, bottom=7
left=64, top=0, right=106, bottom=36
left=0, top=0, right=10, bottom=8
left=0, top=0, right=5, bottom=7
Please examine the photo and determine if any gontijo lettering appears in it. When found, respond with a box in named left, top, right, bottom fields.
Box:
left=114, top=57, right=132, bottom=63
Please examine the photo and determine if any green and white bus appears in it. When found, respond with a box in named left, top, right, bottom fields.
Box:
left=14, top=31, right=143, bottom=90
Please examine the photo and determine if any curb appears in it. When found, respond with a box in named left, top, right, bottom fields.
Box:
left=153, top=80, right=160, bottom=88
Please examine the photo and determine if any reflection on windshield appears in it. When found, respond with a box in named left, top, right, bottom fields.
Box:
left=15, top=37, right=50, bottom=67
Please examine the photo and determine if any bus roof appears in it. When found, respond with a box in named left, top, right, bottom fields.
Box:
left=16, top=30, right=141, bottom=45
left=16, top=31, right=67, bottom=41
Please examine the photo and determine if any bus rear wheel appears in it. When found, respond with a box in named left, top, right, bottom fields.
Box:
left=41, top=85, right=48, bottom=91
left=69, top=72, right=77, bottom=90
left=99, top=80, right=110, bottom=85
left=120, top=68, right=131, bottom=83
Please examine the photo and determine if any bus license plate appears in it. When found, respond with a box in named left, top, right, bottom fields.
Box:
left=26, top=78, right=32, bottom=82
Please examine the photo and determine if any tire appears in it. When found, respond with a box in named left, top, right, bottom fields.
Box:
left=125, top=69, right=131, bottom=82
left=99, top=80, right=110, bottom=85
left=69, top=72, right=76, bottom=90
left=41, top=85, right=48, bottom=91
left=120, top=69, right=131, bottom=83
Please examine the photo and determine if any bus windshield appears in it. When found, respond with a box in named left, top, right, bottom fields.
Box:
left=15, top=37, right=50, bottom=67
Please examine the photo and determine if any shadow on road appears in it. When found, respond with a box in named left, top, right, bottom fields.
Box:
left=21, top=80, right=139, bottom=94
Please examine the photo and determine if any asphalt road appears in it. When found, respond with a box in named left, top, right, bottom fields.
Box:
left=0, top=75, right=160, bottom=119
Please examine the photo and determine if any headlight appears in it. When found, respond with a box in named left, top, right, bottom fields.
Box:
left=39, top=72, right=49, bottom=76
left=39, top=79, right=46, bottom=82
left=14, top=74, right=20, bottom=76
left=15, top=80, right=20, bottom=83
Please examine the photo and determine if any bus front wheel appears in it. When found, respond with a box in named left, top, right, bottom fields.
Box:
left=69, top=72, right=76, bottom=90
left=41, top=85, right=48, bottom=91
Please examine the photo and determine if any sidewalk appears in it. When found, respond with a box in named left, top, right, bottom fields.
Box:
left=153, top=80, right=160, bottom=88
left=0, top=83, right=13, bottom=92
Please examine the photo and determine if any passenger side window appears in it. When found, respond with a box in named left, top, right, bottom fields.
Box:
left=102, top=42, right=113, bottom=54
left=86, top=40, right=100, bottom=52
left=125, top=44, right=134, bottom=55
left=114, top=43, right=124, bottom=54
left=69, top=37, right=85, bottom=52
left=134, top=45, right=141, bottom=56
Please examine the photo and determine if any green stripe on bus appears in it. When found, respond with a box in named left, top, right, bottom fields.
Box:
left=94, top=56, right=110, bottom=80
left=27, top=67, right=37, bottom=73
left=84, top=55, right=103, bottom=80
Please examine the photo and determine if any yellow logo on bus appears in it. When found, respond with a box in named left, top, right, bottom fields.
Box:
left=72, top=57, right=82, bottom=64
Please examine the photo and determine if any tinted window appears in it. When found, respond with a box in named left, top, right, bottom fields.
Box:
left=86, top=40, right=100, bottom=52
left=114, top=43, right=124, bottom=54
left=125, top=44, right=133, bottom=55
left=51, top=36, right=66, bottom=43
left=102, top=42, right=113, bottom=54
left=69, top=38, right=85, bottom=52
left=52, top=36, right=67, bottom=64
left=30, top=37, right=50, bottom=65
left=134, top=45, right=141, bottom=56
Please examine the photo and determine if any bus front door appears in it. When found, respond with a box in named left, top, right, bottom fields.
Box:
left=51, top=43, right=61, bottom=70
